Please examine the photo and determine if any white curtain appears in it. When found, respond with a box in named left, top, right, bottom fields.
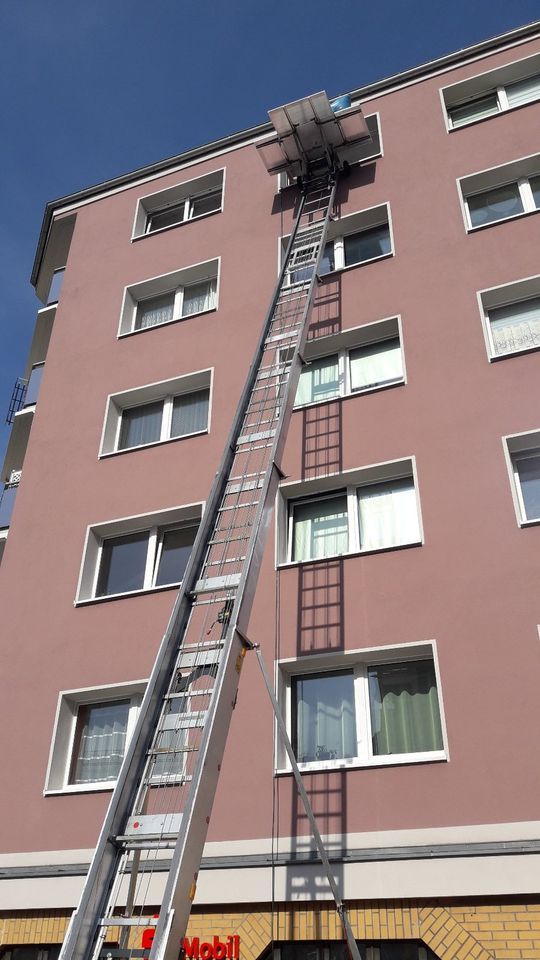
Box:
left=295, top=355, right=339, bottom=405
left=489, top=297, right=540, bottom=355
left=171, top=389, right=209, bottom=437
left=506, top=74, right=540, bottom=107
left=136, top=293, right=175, bottom=329
left=294, top=672, right=356, bottom=763
left=358, top=478, right=419, bottom=550
left=350, top=339, right=402, bottom=391
left=182, top=279, right=217, bottom=316
left=119, top=400, right=163, bottom=449
left=293, top=495, right=348, bottom=561
left=72, top=701, right=129, bottom=783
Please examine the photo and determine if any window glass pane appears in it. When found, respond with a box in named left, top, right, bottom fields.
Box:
left=155, top=526, right=196, bottom=586
left=171, top=389, right=210, bottom=437
left=368, top=660, right=443, bottom=756
left=488, top=297, right=540, bottom=355
left=135, top=292, right=175, bottom=329
left=292, top=495, right=348, bottom=561
left=96, top=532, right=149, bottom=596
left=278, top=943, right=352, bottom=960
left=182, top=279, right=217, bottom=316
left=148, top=202, right=186, bottom=232
left=295, top=355, right=339, bottom=405
left=515, top=453, right=540, bottom=520
left=289, top=244, right=317, bottom=285
left=350, top=338, right=403, bottom=391
left=190, top=189, right=222, bottom=218
left=449, top=93, right=499, bottom=127
left=358, top=478, right=419, bottom=551
left=47, top=268, right=65, bottom=305
left=344, top=224, right=391, bottom=266
left=530, top=174, right=540, bottom=209
left=320, top=241, right=335, bottom=275
left=293, top=671, right=356, bottom=763
left=468, top=183, right=523, bottom=226
left=151, top=698, right=186, bottom=779
left=119, top=400, right=163, bottom=449
left=506, top=73, right=540, bottom=107
left=70, top=700, right=130, bottom=783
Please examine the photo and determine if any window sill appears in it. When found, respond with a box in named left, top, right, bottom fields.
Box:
left=99, top=429, right=208, bottom=459
left=467, top=206, right=539, bottom=233
left=488, top=343, right=540, bottom=362
left=44, top=782, right=116, bottom=796
left=131, top=207, right=222, bottom=242
left=75, top=582, right=180, bottom=606
left=279, top=539, right=422, bottom=569
left=118, top=306, right=217, bottom=339
left=519, top=517, right=540, bottom=528
left=276, top=750, right=447, bottom=776
left=293, top=378, right=405, bottom=411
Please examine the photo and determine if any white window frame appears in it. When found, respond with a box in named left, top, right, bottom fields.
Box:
left=503, top=430, right=540, bottom=527
left=280, top=203, right=394, bottom=285
left=118, top=259, right=220, bottom=336
left=99, top=369, right=213, bottom=456
left=76, top=502, right=203, bottom=603
left=132, top=168, right=225, bottom=239
left=276, top=641, right=447, bottom=774
left=458, top=153, right=540, bottom=232
left=477, top=274, right=540, bottom=361
left=441, top=51, right=540, bottom=131
left=277, top=458, right=423, bottom=566
left=292, top=317, right=405, bottom=408
left=44, top=680, right=145, bottom=794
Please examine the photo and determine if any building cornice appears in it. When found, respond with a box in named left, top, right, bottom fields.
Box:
left=31, top=18, right=540, bottom=288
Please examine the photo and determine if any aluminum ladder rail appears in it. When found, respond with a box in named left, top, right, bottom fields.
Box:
left=59, top=174, right=338, bottom=960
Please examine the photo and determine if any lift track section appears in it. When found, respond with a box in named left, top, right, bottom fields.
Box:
left=59, top=174, right=337, bottom=960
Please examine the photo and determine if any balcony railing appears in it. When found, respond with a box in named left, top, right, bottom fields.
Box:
left=0, top=473, right=20, bottom=529
left=5, top=363, right=44, bottom=423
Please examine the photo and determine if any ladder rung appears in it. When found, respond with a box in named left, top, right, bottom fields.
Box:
left=194, top=573, right=242, bottom=593
left=225, top=478, right=264, bottom=494
left=237, top=428, right=276, bottom=444
left=160, top=711, right=207, bottom=731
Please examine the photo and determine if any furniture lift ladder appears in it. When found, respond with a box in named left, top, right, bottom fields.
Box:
left=60, top=171, right=344, bottom=960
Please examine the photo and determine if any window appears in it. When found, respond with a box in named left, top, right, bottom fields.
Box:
left=281, top=459, right=421, bottom=564
left=279, top=644, right=445, bottom=771
left=133, top=169, right=224, bottom=237
left=119, top=259, right=219, bottom=335
left=76, top=503, right=202, bottom=602
left=45, top=682, right=143, bottom=793
left=282, top=204, right=393, bottom=285
left=478, top=275, right=540, bottom=359
left=443, top=53, right=540, bottom=129
left=505, top=432, right=540, bottom=525
left=101, top=370, right=212, bottom=455
left=272, top=942, right=435, bottom=960
left=460, top=155, right=540, bottom=230
left=294, top=317, right=404, bottom=406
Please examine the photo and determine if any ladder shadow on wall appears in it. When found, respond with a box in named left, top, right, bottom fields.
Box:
left=285, top=272, right=347, bottom=906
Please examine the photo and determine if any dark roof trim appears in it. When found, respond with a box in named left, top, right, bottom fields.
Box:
left=31, top=18, right=540, bottom=288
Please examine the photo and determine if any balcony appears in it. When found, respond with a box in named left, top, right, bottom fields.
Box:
left=0, top=472, right=20, bottom=530
left=6, top=363, right=44, bottom=423
left=2, top=364, right=44, bottom=483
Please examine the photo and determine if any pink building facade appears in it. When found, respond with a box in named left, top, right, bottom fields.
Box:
left=1, top=21, right=540, bottom=960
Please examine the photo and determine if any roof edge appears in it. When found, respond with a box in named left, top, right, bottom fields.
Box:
left=31, top=17, right=540, bottom=289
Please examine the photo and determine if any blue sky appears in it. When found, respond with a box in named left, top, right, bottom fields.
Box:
left=1, top=0, right=539, bottom=465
